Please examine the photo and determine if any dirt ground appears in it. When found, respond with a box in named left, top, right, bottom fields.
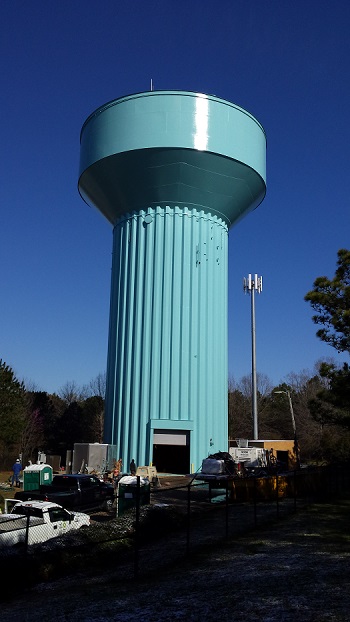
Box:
left=1, top=492, right=350, bottom=622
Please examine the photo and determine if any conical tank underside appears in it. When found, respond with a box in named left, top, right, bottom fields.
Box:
left=78, top=91, right=266, bottom=473
left=79, top=91, right=266, bottom=227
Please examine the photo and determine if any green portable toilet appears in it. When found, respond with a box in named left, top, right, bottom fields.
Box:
left=117, top=476, right=150, bottom=517
left=23, top=463, right=53, bottom=491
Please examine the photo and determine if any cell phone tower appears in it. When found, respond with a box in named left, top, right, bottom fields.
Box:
left=78, top=91, right=266, bottom=474
left=243, top=274, right=263, bottom=440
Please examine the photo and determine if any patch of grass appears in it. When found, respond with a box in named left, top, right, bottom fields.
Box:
left=301, top=500, right=350, bottom=544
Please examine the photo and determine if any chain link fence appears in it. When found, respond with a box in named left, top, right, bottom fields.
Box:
left=1, top=463, right=350, bottom=598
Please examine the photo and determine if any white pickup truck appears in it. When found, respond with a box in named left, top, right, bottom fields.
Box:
left=0, top=499, right=90, bottom=547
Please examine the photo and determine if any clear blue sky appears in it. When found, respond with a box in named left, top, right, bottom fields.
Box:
left=1, top=1, right=349, bottom=394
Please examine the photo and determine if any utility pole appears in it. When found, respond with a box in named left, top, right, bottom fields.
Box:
left=274, top=390, right=300, bottom=469
left=243, top=274, right=263, bottom=440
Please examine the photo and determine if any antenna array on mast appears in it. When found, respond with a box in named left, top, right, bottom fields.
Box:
left=243, top=273, right=263, bottom=294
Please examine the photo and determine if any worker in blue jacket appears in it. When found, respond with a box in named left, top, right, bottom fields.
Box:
left=11, top=459, right=22, bottom=487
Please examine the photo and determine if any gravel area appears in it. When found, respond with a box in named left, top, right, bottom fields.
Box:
left=2, top=494, right=350, bottom=622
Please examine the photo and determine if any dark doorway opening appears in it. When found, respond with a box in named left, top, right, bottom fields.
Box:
left=276, top=450, right=289, bottom=470
left=152, top=444, right=190, bottom=474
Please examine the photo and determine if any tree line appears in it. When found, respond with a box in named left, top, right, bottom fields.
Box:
left=1, top=248, right=349, bottom=469
left=0, top=369, right=106, bottom=469
left=228, top=365, right=350, bottom=463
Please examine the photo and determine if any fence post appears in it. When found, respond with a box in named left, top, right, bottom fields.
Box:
left=325, top=465, right=329, bottom=500
left=134, top=475, right=140, bottom=578
left=334, top=464, right=339, bottom=497
left=186, top=482, right=191, bottom=556
left=225, top=480, right=229, bottom=539
left=24, top=512, right=30, bottom=552
left=293, top=469, right=297, bottom=513
left=276, top=474, right=279, bottom=518
left=253, top=477, right=257, bottom=528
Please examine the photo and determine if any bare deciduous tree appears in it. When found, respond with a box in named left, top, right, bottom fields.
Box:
left=228, top=372, right=273, bottom=440
left=83, top=372, right=107, bottom=399
left=58, top=380, right=83, bottom=405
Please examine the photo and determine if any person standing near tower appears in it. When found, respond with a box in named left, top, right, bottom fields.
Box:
left=11, top=458, right=22, bottom=487
left=130, top=459, right=136, bottom=476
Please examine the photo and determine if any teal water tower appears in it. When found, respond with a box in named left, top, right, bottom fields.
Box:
left=78, top=91, right=266, bottom=474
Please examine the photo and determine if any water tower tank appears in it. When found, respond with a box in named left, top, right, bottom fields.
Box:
left=78, top=90, right=266, bottom=474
